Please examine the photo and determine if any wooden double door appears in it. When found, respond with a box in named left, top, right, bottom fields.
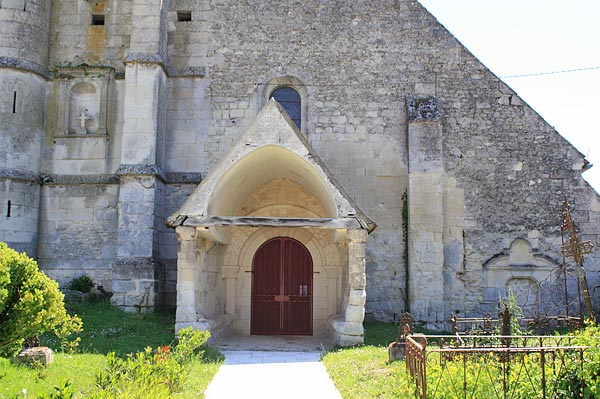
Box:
left=251, top=237, right=313, bottom=335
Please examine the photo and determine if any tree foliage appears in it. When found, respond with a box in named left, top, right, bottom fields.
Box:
left=0, top=242, right=82, bottom=357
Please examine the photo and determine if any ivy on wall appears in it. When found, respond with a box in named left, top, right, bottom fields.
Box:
left=402, top=190, right=409, bottom=312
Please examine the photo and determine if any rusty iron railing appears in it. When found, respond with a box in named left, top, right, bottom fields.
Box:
left=450, top=313, right=498, bottom=335
left=405, top=334, right=593, bottom=399
left=451, top=308, right=583, bottom=336
left=405, top=334, right=428, bottom=397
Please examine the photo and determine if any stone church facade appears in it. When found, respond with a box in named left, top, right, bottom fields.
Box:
left=1, top=0, right=599, bottom=345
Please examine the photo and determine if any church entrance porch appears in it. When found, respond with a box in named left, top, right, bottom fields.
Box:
left=167, top=100, right=376, bottom=347
left=251, top=237, right=313, bottom=335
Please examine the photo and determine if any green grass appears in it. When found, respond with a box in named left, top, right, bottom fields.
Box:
left=0, top=300, right=223, bottom=399
left=322, top=322, right=415, bottom=399
left=324, top=321, right=600, bottom=399
left=173, top=354, right=222, bottom=399
left=57, top=300, right=176, bottom=356
left=0, top=353, right=105, bottom=398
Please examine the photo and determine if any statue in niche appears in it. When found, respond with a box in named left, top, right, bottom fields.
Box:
left=68, top=82, right=98, bottom=134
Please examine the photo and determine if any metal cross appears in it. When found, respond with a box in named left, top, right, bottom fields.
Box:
left=561, top=199, right=595, bottom=321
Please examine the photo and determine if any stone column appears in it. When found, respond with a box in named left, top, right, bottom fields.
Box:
left=406, top=95, right=445, bottom=329
left=222, top=266, right=240, bottom=316
left=112, top=0, right=170, bottom=311
left=324, top=266, right=341, bottom=317
left=331, top=228, right=367, bottom=346
left=129, top=0, right=170, bottom=62
left=0, top=1, right=51, bottom=256
left=112, top=171, right=163, bottom=311
left=122, top=0, right=169, bottom=166
left=175, top=226, right=198, bottom=329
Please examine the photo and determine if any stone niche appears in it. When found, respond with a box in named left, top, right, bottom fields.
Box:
left=55, top=67, right=112, bottom=136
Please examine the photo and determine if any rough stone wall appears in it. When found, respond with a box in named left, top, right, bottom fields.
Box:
left=174, top=0, right=599, bottom=322
left=165, top=0, right=413, bottom=321
left=0, top=0, right=48, bottom=258
left=0, top=0, right=51, bottom=75
left=49, top=0, right=133, bottom=73
left=0, top=70, right=45, bottom=177
left=0, top=179, right=39, bottom=254
left=41, top=67, right=124, bottom=173
left=165, top=78, right=211, bottom=173
left=429, top=38, right=600, bottom=318
left=3, top=0, right=598, bottom=321
left=35, top=68, right=125, bottom=287
left=38, top=182, right=119, bottom=288
left=0, top=70, right=47, bottom=257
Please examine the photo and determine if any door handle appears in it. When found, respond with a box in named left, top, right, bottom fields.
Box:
left=274, top=294, right=290, bottom=302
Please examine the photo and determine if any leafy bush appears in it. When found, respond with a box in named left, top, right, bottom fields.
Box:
left=67, top=275, right=94, bottom=293
left=557, top=321, right=600, bottom=398
left=0, top=242, right=82, bottom=357
left=498, top=290, right=527, bottom=335
left=38, top=380, right=75, bottom=399
left=90, top=327, right=210, bottom=398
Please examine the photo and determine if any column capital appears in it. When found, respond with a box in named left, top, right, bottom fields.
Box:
left=222, top=266, right=240, bottom=279
left=176, top=226, right=196, bottom=241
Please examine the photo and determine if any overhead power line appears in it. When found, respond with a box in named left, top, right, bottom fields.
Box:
left=501, top=66, right=600, bottom=79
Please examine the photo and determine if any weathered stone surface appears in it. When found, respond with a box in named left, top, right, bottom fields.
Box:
left=14, top=347, right=54, bottom=367
left=349, top=272, right=366, bottom=290
left=331, top=319, right=364, bottom=336
left=388, top=341, right=406, bottom=362
left=345, top=305, right=366, bottom=323
left=62, top=289, right=86, bottom=303
left=335, top=334, right=364, bottom=347
left=2, top=0, right=600, bottom=331
left=406, top=95, right=441, bottom=121
left=348, top=289, right=366, bottom=306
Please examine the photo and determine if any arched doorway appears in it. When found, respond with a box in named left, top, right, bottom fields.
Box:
left=251, top=237, right=313, bottom=335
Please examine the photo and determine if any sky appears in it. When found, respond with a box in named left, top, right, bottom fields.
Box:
left=417, top=0, right=600, bottom=192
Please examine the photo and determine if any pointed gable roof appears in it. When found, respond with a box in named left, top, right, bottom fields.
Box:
left=167, top=99, right=376, bottom=232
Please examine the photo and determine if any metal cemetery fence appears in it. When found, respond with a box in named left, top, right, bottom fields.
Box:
left=405, top=334, right=594, bottom=399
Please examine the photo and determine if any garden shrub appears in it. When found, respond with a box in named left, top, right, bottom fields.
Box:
left=67, top=275, right=94, bottom=293
left=0, top=242, right=82, bottom=357
left=38, top=380, right=75, bottom=399
left=556, top=321, right=600, bottom=398
left=90, top=327, right=210, bottom=398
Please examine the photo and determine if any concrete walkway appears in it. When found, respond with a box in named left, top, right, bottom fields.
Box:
left=204, top=350, right=343, bottom=399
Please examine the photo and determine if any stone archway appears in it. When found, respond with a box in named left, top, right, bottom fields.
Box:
left=222, top=226, right=342, bottom=337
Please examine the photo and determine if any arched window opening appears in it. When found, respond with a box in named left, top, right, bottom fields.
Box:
left=270, top=87, right=301, bottom=129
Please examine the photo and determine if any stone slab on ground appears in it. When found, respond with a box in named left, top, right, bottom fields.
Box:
left=204, top=351, right=342, bottom=399
left=212, top=334, right=333, bottom=352
left=14, top=347, right=54, bottom=366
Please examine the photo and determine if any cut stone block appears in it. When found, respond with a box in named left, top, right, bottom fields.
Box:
left=14, top=347, right=54, bottom=367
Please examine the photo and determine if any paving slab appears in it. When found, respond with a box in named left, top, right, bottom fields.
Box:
left=204, top=350, right=342, bottom=399
left=212, top=334, right=333, bottom=352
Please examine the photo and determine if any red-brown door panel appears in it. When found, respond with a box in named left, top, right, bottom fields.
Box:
left=251, top=237, right=312, bottom=335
